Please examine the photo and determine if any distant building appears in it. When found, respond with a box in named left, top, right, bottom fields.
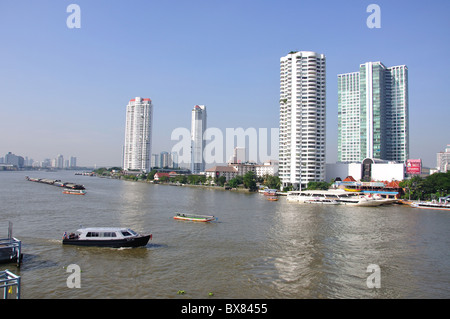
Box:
left=151, top=154, right=160, bottom=168
left=123, top=97, right=153, bottom=172
left=4, top=152, right=24, bottom=168
left=228, top=162, right=256, bottom=176
left=191, top=105, right=207, bottom=173
left=326, top=158, right=404, bottom=183
left=70, top=156, right=77, bottom=168
left=254, top=160, right=279, bottom=178
left=56, top=154, right=64, bottom=169
left=228, top=147, right=246, bottom=164
left=205, top=166, right=238, bottom=182
left=338, top=62, right=409, bottom=163
left=154, top=172, right=171, bottom=181
left=437, top=144, right=450, bottom=173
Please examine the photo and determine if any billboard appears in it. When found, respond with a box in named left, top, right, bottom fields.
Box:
left=406, top=159, right=422, bottom=175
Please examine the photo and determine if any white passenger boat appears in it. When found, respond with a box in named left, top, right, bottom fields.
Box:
left=286, top=190, right=387, bottom=207
left=62, top=227, right=152, bottom=248
left=411, top=201, right=450, bottom=211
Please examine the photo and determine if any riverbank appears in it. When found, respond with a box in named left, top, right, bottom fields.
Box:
left=113, top=176, right=258, bottom=194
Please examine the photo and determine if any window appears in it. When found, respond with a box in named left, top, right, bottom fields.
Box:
left=103, top=232, right=117, bottom=237
left=121, top=231, right=132, bottom=237
left=86, top=232, right=99, bottom=237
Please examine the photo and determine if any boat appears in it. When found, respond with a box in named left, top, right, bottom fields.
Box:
left=173, top=213, right=217, bottom=222
left=62, top=227, right=152, bottom=248
left=63, top=189, right=86, bottom=195
left=26, top=177, right=85, bottom=190
left=286, top=190, right=387, bottom=207
left=304, top=198, right=339, bottom=205
left=344, top=187, right=362, bottom=192
left=266, top=196, right=279, bottom=201
left=411, top=201, right=450, bottom=211
left=263, top=189, right=278, bottom=196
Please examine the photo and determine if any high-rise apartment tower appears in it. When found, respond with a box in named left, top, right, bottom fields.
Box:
left=279, top=51, right=326, bottom=190
left=123, top=97, right=153, bottom=172
left=338, top=62, right=409, bottom=163
left=191, top=105, right=207, bottom=174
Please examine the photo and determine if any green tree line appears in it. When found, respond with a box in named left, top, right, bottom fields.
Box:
left=399, top=172, right=450, bottom=200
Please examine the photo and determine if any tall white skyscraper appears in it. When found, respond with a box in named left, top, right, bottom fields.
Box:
left=123, top=97, right=153, bottom=172
left=279, top=51, right=326, bottom=190
left=338, top=62, right=409, bottom=163
left=191, top=105, right=207, bottom=174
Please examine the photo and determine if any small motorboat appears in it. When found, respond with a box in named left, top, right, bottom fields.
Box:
left=173, top=213, right=217, bottom=222
left=62, top=227, right=152, bottom=248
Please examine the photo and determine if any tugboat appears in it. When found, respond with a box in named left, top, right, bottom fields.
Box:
left=62, top=227, right=152, bottom=248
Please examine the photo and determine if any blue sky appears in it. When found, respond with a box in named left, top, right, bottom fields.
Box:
left=0, top=0, right=449, bottom=167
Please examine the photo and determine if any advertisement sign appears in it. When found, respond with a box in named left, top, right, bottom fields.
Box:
left=406, top=159, right=422, bottom=175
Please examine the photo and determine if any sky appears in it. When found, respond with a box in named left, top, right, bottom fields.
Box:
left=0, top=0, right=449, bottom=168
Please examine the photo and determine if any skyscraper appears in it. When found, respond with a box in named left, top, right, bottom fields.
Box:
left=279, top=51, right=326, bottom=190
left=191, top=105, right=207, bottom=173
left=338, top=62, right=409, bottom=163
left=123, top=97, right=153, bottom=172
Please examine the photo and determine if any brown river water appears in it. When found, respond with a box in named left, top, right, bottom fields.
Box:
left=1, top=171, right=449, bottom=299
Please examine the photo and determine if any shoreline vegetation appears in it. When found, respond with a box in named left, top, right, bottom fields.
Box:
left=93, top=167, right=284, bottom=193
left=91, top=167, right=450, bottom=201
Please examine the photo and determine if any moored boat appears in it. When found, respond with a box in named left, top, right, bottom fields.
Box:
left=304, top=198, right=339, bottom=205
left=62, top=227, right=152, bottom=248
left=286, top=190, right=388, bottom=207
left=263, top=189, right=278, bottom=196
left=411, top=202, right=450, bottom=211
left=173, top=213, right=217, bottom=222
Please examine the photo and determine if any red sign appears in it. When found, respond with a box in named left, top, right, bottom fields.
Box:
left=406, top=159, right=421, bottom=174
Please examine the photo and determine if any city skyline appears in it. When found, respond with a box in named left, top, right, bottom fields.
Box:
left=1, top=1, right=449, bottom=168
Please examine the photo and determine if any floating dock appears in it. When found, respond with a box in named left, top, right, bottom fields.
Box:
left=0, top=270, right=21, bottom=299
left=0, top=222, right=22, bottom=267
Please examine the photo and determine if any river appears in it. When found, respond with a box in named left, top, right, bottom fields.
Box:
left=0, top=171, right=449, bottom=299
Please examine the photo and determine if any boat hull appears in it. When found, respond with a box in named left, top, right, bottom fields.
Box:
left=62, top=234, right=151, bottom=248
left=63, top=190, right=86, bottom=195
left=412, top=203, right=450, bottom=211
left=173, top=216, right=216, bottom=222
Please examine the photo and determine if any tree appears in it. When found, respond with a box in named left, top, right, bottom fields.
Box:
left=159, top=175, right=169, bottom=183
left=263, top=175, right=281, bottom=190
left=216, top=176, right=227, bottom=186
left=147, top=169, right=157, bottom=181
left=306, top=181, right=330, bottom=190
left=399, top=172, right=450, bottom=200
left=228, top=178, right=239, bottom=188
left=243, top=171, right=258, bottom=191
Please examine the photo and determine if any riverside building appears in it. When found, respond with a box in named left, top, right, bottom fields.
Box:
left=123, top=97, right=153, bottom=172
left=279, top=51, right=326, bottom=190
left=191, top=105, right=207, bottom=174
left=338, top=62, right=409, bottom=163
